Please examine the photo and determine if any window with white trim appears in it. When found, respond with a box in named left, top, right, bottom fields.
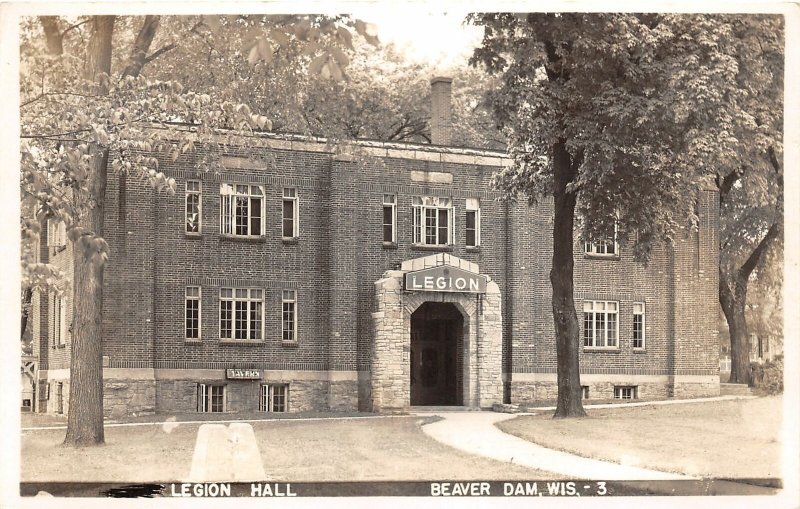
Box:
left=382, top=194, right=396, bottom=243
left=282, top=290, right=297, bottom=342
left=260, top=384, right=288, bottom=412
left=466, top=198, right=481, bottom=247
left=197, top=383, right=225, bottom=412
left=185, top=286, right=201, bottom=340
left=584, top=222, right=618, bottom=256
left=220, top=183, right=264, bottom=236
left=52, top=294, right=67, bottom=347
left=583, top=300, right=618, bottom=348
left=219, top=288, right=263, bottom=340
left=47, top=219, right=66, bottom=248
left=412, top=196, right=453, bottom=246
left=614, top=386, right=638, bottom=400
left=633, top=302, right=645, bottom=349
left=282, top=187, right=299, bottom=238
left=186, top=180, right=201, bottom=233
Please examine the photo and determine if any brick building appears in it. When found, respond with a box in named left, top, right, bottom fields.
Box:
left=29, top=78, right=720, bottom=417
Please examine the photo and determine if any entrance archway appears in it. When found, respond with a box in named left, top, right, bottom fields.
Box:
left=410, top=302, right=463, bottom=406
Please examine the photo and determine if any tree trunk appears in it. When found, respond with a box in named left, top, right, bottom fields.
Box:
left=551, top=140, right=586, bottom=418
left=720, top=272, right=750, bottom=384
left=21, top=287, right=33, bottom=341
left=40, top=16, right=63, bottom=56
left=122, top=15, right=161, bottom=78
left=64, top=15, right=114, bottom=447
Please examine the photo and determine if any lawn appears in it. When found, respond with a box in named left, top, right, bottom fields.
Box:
left=22, top=415, right=550, bottom=482
left=497, top=396, right=782, bottom=479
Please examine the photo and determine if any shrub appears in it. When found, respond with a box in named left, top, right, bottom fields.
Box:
left=750, top=355, right=783, bottom=395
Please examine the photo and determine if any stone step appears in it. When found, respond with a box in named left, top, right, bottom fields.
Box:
left=720, top=383, right=754, bottom=396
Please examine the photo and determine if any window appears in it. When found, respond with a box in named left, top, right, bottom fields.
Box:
left=186, top=180, right=201, bottom=233
left=633, top=302, right=645, bottom=349
left=465, top=198, right=480, bottom=247
left=412, top=196, right=453, bottom=246
left=282, top=290, right=297, bottom=342
left=583, top=300, right=618, bottom=348
left=219, top=288, right=263, bottom=340
left=185, top=286, right=201, bottom=340
left=52, top=294, right=67, bottom=347
left=197, top=383, right=225, bottom=412
left=260, top=384, right=288, bottom=412
left=584, top=222, right=618, bottom=256
left=581, top=386, right=590, bottom=400
left=47, top=219, right=66, bottom=248
left=382, top=194, right=396, bottom=243
left=282, top=187, right=299, bottom=238
left=220, top=183, right=264, bottom=236
left=614, top=386, right=638, bottom=400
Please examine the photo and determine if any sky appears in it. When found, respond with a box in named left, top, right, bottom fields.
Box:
left=348, top=7, right=483, bottom=69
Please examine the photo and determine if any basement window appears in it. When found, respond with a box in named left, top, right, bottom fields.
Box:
left=581, top=386, right=590, bottom=400
left=260, top=384, right=288, bottom=412
left=614, top=386, right=638, bottom=400
left=197, top=383, right=225, bottom=412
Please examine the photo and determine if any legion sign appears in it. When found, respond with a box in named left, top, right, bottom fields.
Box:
left=404, top=265, right=487, bottom=293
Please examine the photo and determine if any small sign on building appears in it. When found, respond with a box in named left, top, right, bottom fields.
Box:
left=226, top=368, right=263, bottom=380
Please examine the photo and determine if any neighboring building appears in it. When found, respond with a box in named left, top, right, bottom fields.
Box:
left=30, top=78, right=720, bottom=417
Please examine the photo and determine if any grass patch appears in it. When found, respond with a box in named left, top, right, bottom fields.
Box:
left=498, top=396, right=782, bottom=479
left=23, top=415, right=550, bottom=482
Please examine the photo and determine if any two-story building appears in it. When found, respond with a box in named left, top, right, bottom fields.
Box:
left=29, top=77, right=720, bottom=417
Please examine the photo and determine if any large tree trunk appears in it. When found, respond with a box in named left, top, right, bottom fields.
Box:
left=122, top=15, right=160, bottom=78
left=551, top=140, right=586, bottom=418
left=64, top=15, right=114, bottom=447
left=21, top=287, right=33, bottom=341
left=720, top=272, right=750, bottom=384
left=718, top=221, right=781, bottom=387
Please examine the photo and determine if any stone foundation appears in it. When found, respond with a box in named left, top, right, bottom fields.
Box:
left=105, top=379, right=156, bottom=418
left=510, top=374, right=720, bottom=404
left=329, top=380, right=359, bottom=411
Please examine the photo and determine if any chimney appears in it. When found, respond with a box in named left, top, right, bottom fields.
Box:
left=430, top=76, right=452, bottom=145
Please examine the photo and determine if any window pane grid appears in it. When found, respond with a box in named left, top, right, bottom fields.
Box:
left=185, top=286, right=201, bottom=340
left=220, top=288, right=263, bottom=341
left=282, top=188, right=298, bottom=238
left=282, top=290, right=297, bottom=342
left=221, top=184, right=264, bottom=236
left=583, top=300, right=619, bottom=348
left=413, top=196, right=452, bottom=246
left=633, top=302, right=645, bottom=348
left=382, top=194, right=396, bottom=243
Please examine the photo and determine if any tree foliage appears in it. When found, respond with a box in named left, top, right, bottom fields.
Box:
left=469, top=13, right=781, bottom=415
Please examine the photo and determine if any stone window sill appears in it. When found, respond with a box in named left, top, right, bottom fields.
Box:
left=219, top=339, right=265, bottom=345
left=583, top=347, right=620, bottom=353
left=185, top=339, right=202, bottom=344
left=185, top=232, right=202, bottom=239
left=583, top=254, right=620, bottom=261
left=633, top=348, right=647, bottom=353
left=220, top=234, right=266, bottom=243
left=382, top=241, right=398, bottom=250
left=281, top=341, right=299, bottom=348
left=466, top=246, right=481, bottom=253
left=282, top=237, right=300, bottom=245
left=411, top=243, right=454, bottom=252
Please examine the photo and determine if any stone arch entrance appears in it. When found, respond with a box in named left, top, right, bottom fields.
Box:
left=370, top=254, right=502, bottom=412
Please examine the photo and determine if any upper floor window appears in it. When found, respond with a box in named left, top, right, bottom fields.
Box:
left=220, top=183, right=264, bottom=237
left=51, top=294, right=67, bottom=347
left=186, top=180, right=201, bottom=234
left=382, top=194, right=396, bottom=243
left=583, top=300, right=618, bottom=348
left=185, top=286, right=201, bottom=340
left=466, top=198, right=481, bottom=247
left=282, top=289, right=297, bottom=342
left=282, top=187, right=299, bottom=238
left=633, top=302, right=645, bottom=349
left=219, top=288, right=263, bottom=340
left=412, top=196, right=453, bottom=246
left=584, top=222, right=618, bottom=256
left=47, top=219, right=66, bottom=248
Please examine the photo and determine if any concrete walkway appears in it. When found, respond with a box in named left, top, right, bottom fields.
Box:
left=418, top=411, right=693, bottom=480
